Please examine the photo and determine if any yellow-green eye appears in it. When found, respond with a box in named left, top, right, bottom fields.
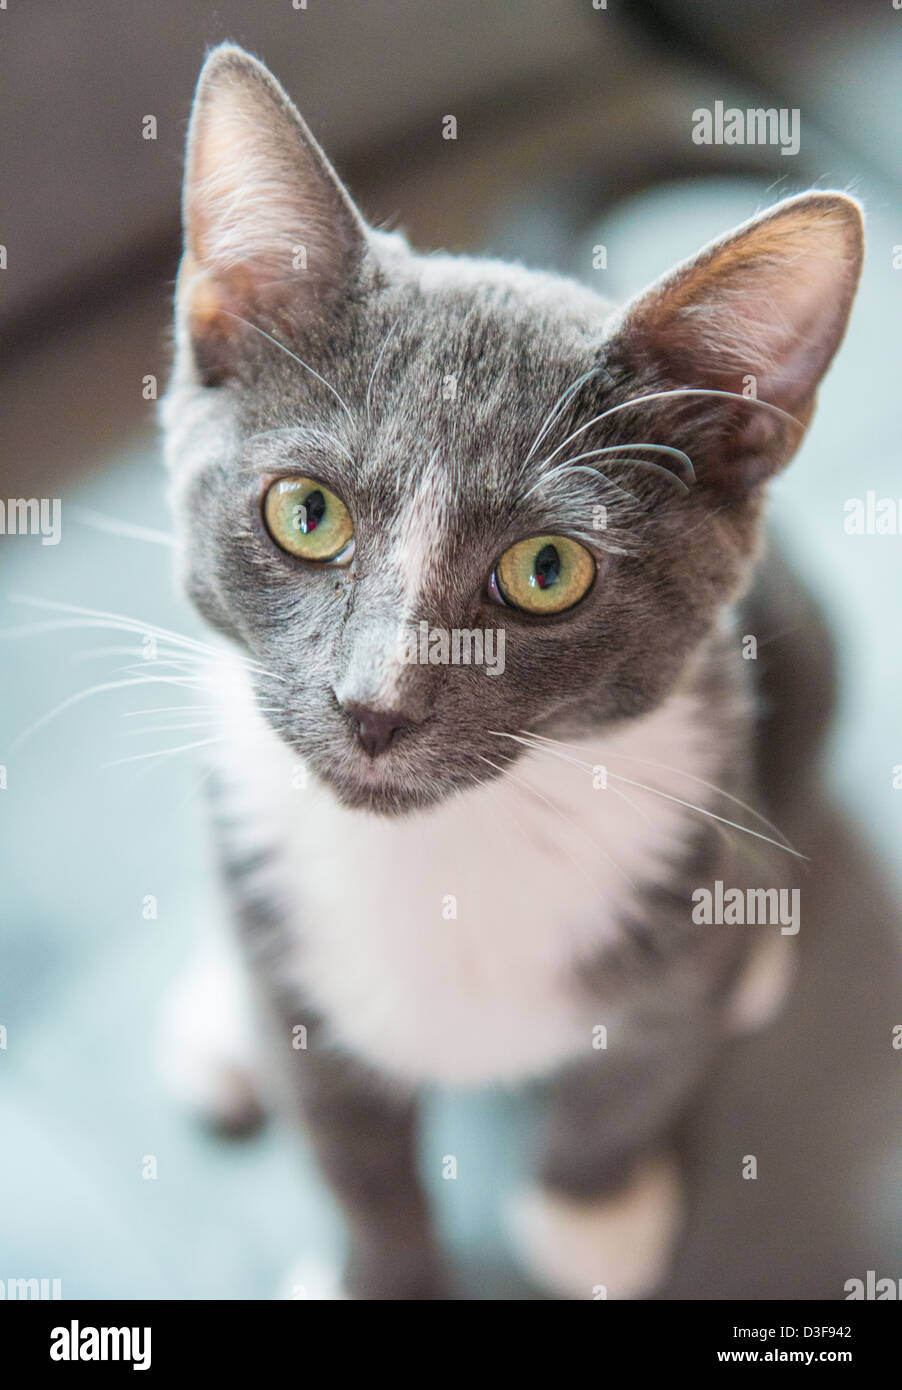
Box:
left=494, top=535, right=595, bottom=614
left=263, top=477, right=354, bottom=562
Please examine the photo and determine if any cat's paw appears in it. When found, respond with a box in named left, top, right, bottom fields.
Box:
left=157, top=948, right=265, bottom=1135
left=725, top=936, right=796, bottom=1036
left=508, top=1155, right=682, bottom=1299
left=282, top=1257, right=349, bottom=1300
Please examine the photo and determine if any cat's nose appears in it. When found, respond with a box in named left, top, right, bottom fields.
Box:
left=341, top=702, right=417, bottom=757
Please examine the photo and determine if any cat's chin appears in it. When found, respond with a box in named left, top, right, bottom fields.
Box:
left=312, top=760, right=474, bottom=817
left=318, top=775, right=447, bottom=817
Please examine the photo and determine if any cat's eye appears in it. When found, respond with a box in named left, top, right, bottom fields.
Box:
left=263, top=477, right=354, bottom=563
left=492, top=535, right=595, bottom=614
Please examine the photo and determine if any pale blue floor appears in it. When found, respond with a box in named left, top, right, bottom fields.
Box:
left=1, top=175, right=900, bottom=1298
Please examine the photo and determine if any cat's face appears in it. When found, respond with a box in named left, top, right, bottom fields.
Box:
left=163, top=45, right=863, bottom=814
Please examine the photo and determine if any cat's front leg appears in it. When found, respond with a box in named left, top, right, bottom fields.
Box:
left=273, top=1012, right=448, bottom=1300
left=158, top=940, right=265, bottom=1135
left=509, top=1006, right=718, bottom=1300
left=203, top=781, right=447, bottom=1299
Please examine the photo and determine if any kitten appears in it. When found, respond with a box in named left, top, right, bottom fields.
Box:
left=161, top=43, right=863, bottom=1299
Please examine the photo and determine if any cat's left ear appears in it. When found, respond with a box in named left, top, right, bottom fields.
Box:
left=178, top=44, right=367, bottom=383
left=609, top=191, right=864, bottom=494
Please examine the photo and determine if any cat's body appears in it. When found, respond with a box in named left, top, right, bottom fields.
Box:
left=161, top=45, right=863, bottom=1297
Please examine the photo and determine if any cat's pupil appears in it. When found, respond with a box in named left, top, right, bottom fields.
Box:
left=301, top=489, right=326, bottom=533
left=533, top=544, right=560, bottom=590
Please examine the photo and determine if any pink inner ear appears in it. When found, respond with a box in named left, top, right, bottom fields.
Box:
left=630, top=198, right=863, bottom=416
left=609, top=196, right=862, bottom=496
left=188, top=89, right=320, bottom=300
left=180, top=51, right=365, bottom=363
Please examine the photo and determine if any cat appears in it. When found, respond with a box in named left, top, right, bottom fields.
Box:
left=160, top=43, right=863, bottom=1299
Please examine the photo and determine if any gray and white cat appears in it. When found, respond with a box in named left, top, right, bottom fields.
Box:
left=160, top=44, right=863, bottom=1299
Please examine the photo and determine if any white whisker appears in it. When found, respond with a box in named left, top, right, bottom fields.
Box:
left=246, top=424, right=355, bottom=467
left=114, top=659, right=215, bottom=678
left=67, top=506, right=176, bottom=547
left=105, top=737, right=222, bottom=768
left=3, top=597, right=287, bottom=682
left=121, top=704, right=280, bottom=718
left=521, top=728, right=800, bottom=854
left=524, top=366, right=605, bottom=463
left=526, top=442, right=695, bottom=502
left=5, top=597, right=224, bottom=657
left=123, top=704, right=215, bottom=717
left=491, top=730, right=805, bottom=860
left=489, top=729, right=652, bottom=826
left=538, top=387, right=803, bottom=472
left=606, top=769, right=806, bottom=859
left=221, top=311, right=354, bottom=425
left=10, top=676, right=205, bottom=752
left=121, top=721, right=221, bottom=737
left=478, top=753, right=635, bottom=888
left=365, top=317, right=400, bottom=423
left=73, top=646, right=221, bottom=671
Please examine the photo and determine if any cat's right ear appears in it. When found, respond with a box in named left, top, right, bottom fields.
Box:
left=178, top=44, right=367, bottom=384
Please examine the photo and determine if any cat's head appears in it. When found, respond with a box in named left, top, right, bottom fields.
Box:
left=163, top=44, right=863, bottom=814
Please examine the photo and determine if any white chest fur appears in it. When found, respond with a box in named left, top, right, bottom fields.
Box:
left=215, top=667, right=715, bottom=1087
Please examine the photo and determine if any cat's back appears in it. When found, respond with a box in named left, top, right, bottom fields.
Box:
left=739, top=540, right=837, bottom=821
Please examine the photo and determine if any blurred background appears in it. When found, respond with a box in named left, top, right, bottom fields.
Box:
left=1, top=0, right=900, bottom=1298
